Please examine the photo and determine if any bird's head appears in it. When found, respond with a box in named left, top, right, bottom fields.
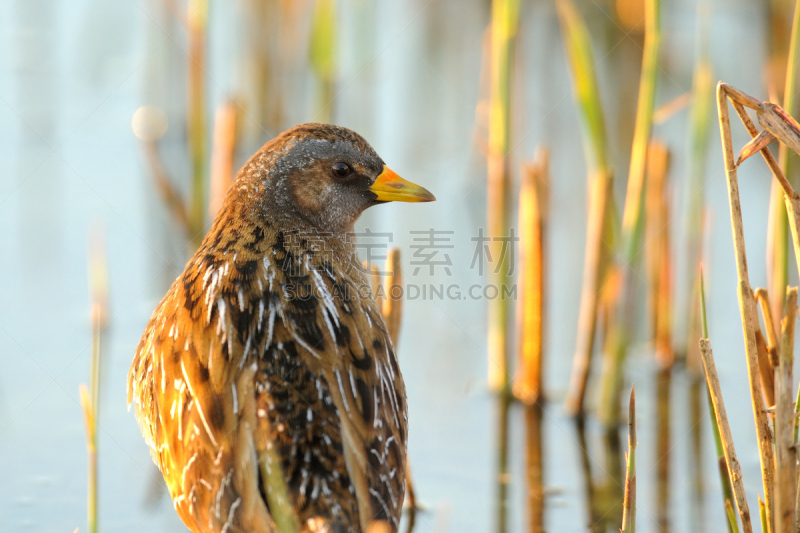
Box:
left=256, top=123, right=435, bottom=233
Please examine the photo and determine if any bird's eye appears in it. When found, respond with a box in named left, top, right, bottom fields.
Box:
left=331, top=162, right=353, bottom=179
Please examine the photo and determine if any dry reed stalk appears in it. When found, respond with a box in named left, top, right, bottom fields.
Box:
left=187, top=0, right=209, bottom=248
left=208, top=100, right=238, bottom=219
left=755, top=289, right=781, bottom=357
left=565, top=168, right=613, bottom=414
left=756, top=329, right=777, bottom=409
left=652, top=91, right=692, bottom=124
left=131, top=105, right=191, bottom=234
left=774, top=287, right=797, bottom=533
left=142, top=140, right=190, bottom=232
left=514, top=149, right=549, bottom=404
left=525, top=404, right=545, bottom=533
left=486, top=0, right=520, bottom=394
left=754, top=289, right=778, bottom=407
left=644, top=142, right=673, bottom=368
left=700, top=268, right=738, bottom=533
left=699, top=338, right=754, bottom=533
left=382, top=249, right=403, bottom=347
left=717, top=82, right=776, bottom=529
left=556, top=0, right=614, bottom=415
left=621, top=387, right=636, bottom=533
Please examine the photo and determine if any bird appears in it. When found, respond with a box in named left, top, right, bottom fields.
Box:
left=128, top=123, right=435, bottom=533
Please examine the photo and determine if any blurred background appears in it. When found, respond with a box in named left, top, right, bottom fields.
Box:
left=0, top=0, right=797, bottom=532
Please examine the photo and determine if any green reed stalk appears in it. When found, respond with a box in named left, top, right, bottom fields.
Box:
left=187, top=0, right=209, bottom=248
left=556, top=0, right=614, bottom=415
left=486, top=0, right=521, bottom=394
left=598, top=0, right=661, bottom=426
left=81, top=231, right=108, bottom=533
left=767, top=0, right=800, bottom=330
left=684, top=5, right=713, bottom=371
left=310, top=0, right=338, bottom=123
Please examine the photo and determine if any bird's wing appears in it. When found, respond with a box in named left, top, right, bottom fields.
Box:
left=129, top=233, right=407, bottom=533
left=129, top=271, right=276, bottom=533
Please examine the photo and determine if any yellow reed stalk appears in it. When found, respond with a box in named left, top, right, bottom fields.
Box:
left=382, top=249, right=403, bottom=347
left=556, top=0, right=614, bottom=414
left=717, top=82, right=775, bottom=531
left=208, top=100, right=238, bottom=219
left=513, top=149, right=549, bottom=404
left=774, top=288, right=797, bottom=533
left=369, top=263, right=383, bottom=309
left=486, top=0, right=521, bottom=394
left=643, top=142, right=673, bottom=368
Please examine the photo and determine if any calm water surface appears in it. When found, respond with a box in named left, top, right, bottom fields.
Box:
left=0, top=0, right=785, bottom=531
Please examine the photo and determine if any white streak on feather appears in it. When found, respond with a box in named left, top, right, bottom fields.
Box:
left=335, top=369, right=350, bottom=414
left=220, top=497, right=241, bottom=533
left=180, top=359, right=219, bottom=447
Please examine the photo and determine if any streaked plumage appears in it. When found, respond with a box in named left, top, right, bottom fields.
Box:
left=128, top=124, right=434, bottom=533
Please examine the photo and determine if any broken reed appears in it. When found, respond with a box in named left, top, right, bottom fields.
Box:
left=513, top=149, right=549, bottom=404
left=486, top=0, right=521, bottom=394
left=598, top=0, right=660, bottom=426
left=699, top=335, right=753, bottom=533
left=556, top=0, right=613, bottom=415
left=80, top=228, right=109, bottom=533
left=717, top=82, right=777, bottom=531
left=700, top=268, right=739, bottom=533
left=716, top=78, right=800, bottom=532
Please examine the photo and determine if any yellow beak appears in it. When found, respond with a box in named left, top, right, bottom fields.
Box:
left=369, top=166, right=436, bottom=203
